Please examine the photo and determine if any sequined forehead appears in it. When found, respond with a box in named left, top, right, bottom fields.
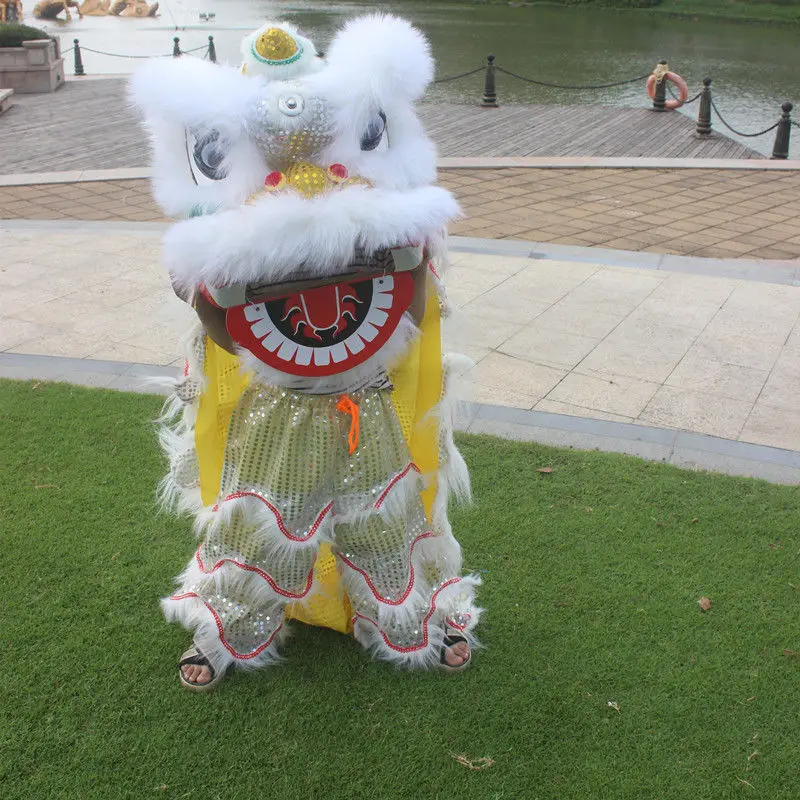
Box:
left=246, top=86, right=334, bottom=164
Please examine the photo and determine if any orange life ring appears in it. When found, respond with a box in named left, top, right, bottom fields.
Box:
left=646, top=71, right=689, bottom=110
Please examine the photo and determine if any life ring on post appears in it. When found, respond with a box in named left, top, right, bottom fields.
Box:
left=646, top=70, right=689, bottom=110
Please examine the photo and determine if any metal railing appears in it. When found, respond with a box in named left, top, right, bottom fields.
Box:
left=66, top=41, right=795, bottom=159
left=432, top=55, right=795, bottom=160
left=70, top=35, right=216, bottom=76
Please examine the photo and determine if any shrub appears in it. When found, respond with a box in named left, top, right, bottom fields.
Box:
left=0, top=24, right=53, bottom=48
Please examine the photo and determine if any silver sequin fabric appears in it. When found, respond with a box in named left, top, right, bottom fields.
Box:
left=167, top=380, right=474, bottom=663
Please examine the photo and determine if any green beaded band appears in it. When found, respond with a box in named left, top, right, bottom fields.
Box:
left=250, top=41, right=304, bottom=66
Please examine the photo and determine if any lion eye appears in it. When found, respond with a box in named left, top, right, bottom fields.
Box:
left=360, top=111, right=387, bottom=152
left=190, top=129, right=228, bottom=181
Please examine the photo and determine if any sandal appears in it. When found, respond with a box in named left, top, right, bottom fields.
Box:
left=440, top=630, right=471, bottom=673
left=178, top=645, right=226, bottom=691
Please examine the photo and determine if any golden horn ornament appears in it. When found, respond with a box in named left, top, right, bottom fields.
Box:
left=255, top=28, right=298, bottom=62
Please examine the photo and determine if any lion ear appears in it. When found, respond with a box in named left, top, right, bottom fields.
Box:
left=129, top=57, right=253, bottom=135
left=323, top=14, right=434, bottom=104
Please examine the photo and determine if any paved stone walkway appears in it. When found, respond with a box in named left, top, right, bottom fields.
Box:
left=2, top=167, right=800, bottom=259
left=2, top=225, right=799, bottom=454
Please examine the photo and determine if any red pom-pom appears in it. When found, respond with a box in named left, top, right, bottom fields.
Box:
left=328, top=163, right=348, bottom=181
left=265, top=171, right=284, bottom=189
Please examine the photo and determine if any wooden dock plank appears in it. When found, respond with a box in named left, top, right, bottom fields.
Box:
left=0, top=78, right=764, bottom=175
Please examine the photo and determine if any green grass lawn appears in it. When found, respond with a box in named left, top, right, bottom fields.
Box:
left=2, top=379, right=799, bottom=800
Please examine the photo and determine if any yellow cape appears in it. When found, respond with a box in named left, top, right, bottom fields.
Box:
left=193, top=287, right=442, bottom=634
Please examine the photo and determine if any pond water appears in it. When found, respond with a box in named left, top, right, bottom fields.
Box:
left=30, top=0, right=800, bottom=156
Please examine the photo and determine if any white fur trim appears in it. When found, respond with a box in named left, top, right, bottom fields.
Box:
left=163, top=185, right=459, bottom=290
left=352, top=575, right=482, bottom=669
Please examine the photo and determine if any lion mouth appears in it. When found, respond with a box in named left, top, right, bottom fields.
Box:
left=225, top=274, right=413, bottom=377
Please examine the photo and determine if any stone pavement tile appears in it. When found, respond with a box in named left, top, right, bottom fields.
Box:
left=84, top=341, right=174, bottom=366
left=545, top=371, right=660, bottom=418
left=669, top=218, right=716, bottom=234
left=561, top=268, right=667, bottom=315
left=639, top=386, right=753, bottom=440
left=496, top=260, right=602, bottom=305
left=441, top=340, right=492, bottom=367
left=500, top=325, right=601, bottom=369
left=745, top=246, right=800, bottom=260
left=726, top=280, right=800, bottom=316
left=0, top=261, right=52, bottom=288
left=12, top=332, right=99, bottom=359
left=531, top=300, right=625, bottom=340
left=473, top=382, right=537, bottom=411
left=122, top=317, right=195, bottom=355
left=448, top=252, right=528, bottom=279
left=625, top=296, right=721, bottom=335
left=689, top=330, right=783, bottom=371
left=70, top=307, right=166, bottom=343
left=665, top=353, right=769, bottom=404
left=534, top=398, right=634, bottom=424
left=576, top=325, right=693, bottom=384
left=0, top=319, right=51, bottom=350
left=598, top=237, right=649, bottom=252
left=4, top=168, right=800, bottom=259
left=648, top=272, right=737, bottom=307
left=702, top=307, right=798, bottom=346
left=756, top=351, right=800, bottom=411
left=475, top=351, right=566, bottom=402
left=455, top=313, right=525, bottom=351
left=462, top=288, right=552, bottom=327
left=740, top=403, right=800, bottom=452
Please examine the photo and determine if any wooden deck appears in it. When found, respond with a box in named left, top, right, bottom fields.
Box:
left=0, top=78, right=762, bottom=175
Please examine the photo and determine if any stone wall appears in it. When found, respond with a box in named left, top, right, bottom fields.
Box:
left=0, top=39, right=65, bottom=93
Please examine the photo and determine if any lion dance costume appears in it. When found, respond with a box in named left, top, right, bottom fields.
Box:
left=132, top=15, right=481, bottom=677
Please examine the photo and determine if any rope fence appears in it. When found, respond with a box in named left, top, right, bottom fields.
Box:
left=65, top=39, right=795, bottom=158
left=710, top=98, right=779, bottom=138
left=69, top=35, right=217, bottom=75
left=495, top=65, right=650, bottom=91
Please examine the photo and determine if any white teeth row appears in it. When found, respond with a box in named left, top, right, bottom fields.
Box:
left=243, top=276, right=396, bottom=367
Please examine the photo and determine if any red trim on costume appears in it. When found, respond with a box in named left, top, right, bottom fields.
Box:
left=445, top=614, right=471, bottom=632
left=352, top=577, right=462, bottom=653
left=169, top=591, right=284, bottom=660
left=212, top=492, right=334, bottom=543
left=194, top=550, right=314, bottom=600
left=427, top=260, right=440, bottom=280
left=373, top=463, right=421, bottom=509
left=183, top=359, right=190, bottom=378
left=337, top=530, right=437, bottom=606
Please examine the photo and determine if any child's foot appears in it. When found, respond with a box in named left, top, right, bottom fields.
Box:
left=178, top=646, right=222, bottom=690
left=440, top=631, right=471, bottom=672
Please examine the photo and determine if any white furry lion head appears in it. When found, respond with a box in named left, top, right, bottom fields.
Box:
left=130, top=14, right=458, bottom=290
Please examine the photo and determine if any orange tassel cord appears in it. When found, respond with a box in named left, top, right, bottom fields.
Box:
left=336, top=394, right=360, bottom=454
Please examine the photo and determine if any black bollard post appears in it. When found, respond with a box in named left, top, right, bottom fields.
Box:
left=480, top=54, right=498, bottom=108
left=73, top=38, right=85, bottom=76
left=771, top=101, right=793, bottom=160
left=696, top=77, right=712, bottom=135
left=207, top=35, right=216, bottom=63
left=652, top=59, right=668, bottom=112
left=173, top=37, right=181, bottom=58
